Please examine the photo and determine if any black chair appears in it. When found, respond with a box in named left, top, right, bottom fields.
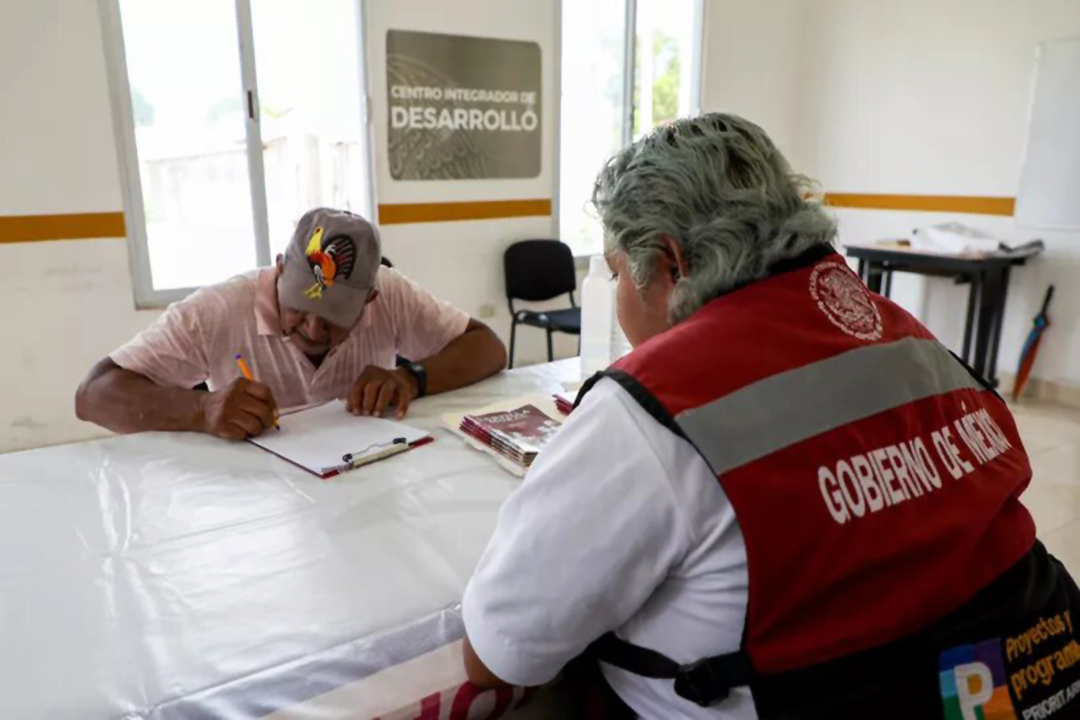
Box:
left=504, top=240, right=581, bottom=368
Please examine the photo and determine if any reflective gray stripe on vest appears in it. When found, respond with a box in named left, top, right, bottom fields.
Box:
left=676, top=337, right=983, bottom=476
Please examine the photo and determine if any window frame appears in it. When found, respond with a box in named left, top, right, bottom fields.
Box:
left=557, top=0, right=706, bottom=258
left=625, top=0, right=706, bottom=141
left=98, top=0, right=375, bottom=308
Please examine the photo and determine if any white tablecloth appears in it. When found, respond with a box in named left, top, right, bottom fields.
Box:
left=0, top=360, right=580, bottom=720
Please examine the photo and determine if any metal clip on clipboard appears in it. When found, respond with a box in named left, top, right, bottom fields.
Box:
left=342, top=437, right=410, bottom=469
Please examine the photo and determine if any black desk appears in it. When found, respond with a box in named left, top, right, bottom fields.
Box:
left=845, top=241, right=1044, bottom=387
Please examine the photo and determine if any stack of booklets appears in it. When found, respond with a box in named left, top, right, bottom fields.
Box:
left=460, top=404, right=562, bottom=471
left=554, top=391, right=576, bottom=416
left=444, top=394, right=565, bottom=476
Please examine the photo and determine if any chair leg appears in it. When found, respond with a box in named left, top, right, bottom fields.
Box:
left=547, top=329, right=554, bottom=363
left=509, top=321, right=517, bottom=369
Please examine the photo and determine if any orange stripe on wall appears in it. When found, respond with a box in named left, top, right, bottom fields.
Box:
left=0, top=212, right=127, bottom=244
left=824, top=193, right=1016, bottom=216
left=0, top=195, right=1012, bottom=239
left=378, top=199, right=552, bottom=225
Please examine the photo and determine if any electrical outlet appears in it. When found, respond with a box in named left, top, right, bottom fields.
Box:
left=479, top=304, right=496, bottom=319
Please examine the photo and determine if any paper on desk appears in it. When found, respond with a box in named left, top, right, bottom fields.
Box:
left=912, top=222, right=1008, bottom=255
left=249, top=401, right=429, bottom=476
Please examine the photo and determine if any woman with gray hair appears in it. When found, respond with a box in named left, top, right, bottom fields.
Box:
left=594, top=112, right=836, bottom=334
left=462, top=114, right=1079, bottom=719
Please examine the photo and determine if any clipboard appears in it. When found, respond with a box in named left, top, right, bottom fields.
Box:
left=248, top=401, right=432, bottom=478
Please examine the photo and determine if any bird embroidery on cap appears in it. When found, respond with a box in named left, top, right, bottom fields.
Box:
left=303, top=226, right=357, bottom=300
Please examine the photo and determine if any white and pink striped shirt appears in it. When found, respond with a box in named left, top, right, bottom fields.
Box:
left=111, top=267, right=469, bottom=410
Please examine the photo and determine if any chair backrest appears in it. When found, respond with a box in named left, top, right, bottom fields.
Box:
left=504, top=240, right=577, bottom=303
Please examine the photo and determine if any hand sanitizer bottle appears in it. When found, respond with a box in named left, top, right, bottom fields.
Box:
left=581, top=255, right=616, bottom=376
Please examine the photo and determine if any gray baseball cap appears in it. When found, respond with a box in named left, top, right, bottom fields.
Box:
left=278, top=208, right=382, bottom=328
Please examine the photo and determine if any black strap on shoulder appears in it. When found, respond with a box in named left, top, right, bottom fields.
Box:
left=947, top=349, right=1004, bottom=403
left=587, top=632, right=757, bottom=707
left=766, top=242, right=837, bottom=277
left=574, top=369, right=688, bottom=440
left=573, top=370, right=606, bottom=408
left=588, top=632, right=681, bottom=678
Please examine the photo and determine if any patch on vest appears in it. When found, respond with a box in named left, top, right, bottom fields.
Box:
left=940, top=640, right=1019, bottom=720
left=809, top=262, right=883, bottom=341
left=939, top=617, right=1080, bottom=720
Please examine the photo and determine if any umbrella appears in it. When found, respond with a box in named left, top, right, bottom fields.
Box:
left=1012, top=285, right=1055, bottom=402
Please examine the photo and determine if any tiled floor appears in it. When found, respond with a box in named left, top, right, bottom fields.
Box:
left=1011, top=400, right=1080, bottom=574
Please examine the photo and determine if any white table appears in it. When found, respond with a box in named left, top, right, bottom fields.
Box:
left=0, top=360, right=580, bottom=720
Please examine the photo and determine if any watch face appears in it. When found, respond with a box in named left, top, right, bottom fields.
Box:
left=405, top=362, right=427, bottom=396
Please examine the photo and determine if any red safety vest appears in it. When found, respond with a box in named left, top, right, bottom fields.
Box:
left=583, top=247, right=1080, bottom=719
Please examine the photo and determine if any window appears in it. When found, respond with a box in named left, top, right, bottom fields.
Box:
left=102, top=0, right=374, bottom=306
left=559, top=0, right=704, bottom=257
left=632, top=0, right=702, bottom=140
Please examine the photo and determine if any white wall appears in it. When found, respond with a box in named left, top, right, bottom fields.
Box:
left=796, top=0, right=1080, bottom=390
left=699, top=0, right=810, bottom=160
left=699, top=0, right=1080, bottom=389
left=363, top=0, right=572, bottom=367
left=0, top=0, right=161, bottom=453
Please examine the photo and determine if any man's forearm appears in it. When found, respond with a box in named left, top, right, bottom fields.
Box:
left=421, top=320, right=507, bottom=396
left=75, top=359, right=207, bottom=435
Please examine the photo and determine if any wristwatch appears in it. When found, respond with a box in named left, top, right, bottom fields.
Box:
left=399, top=361, right=428, bottom=398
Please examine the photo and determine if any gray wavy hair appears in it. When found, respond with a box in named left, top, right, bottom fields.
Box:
left=591, top=113, right=837, bottom=324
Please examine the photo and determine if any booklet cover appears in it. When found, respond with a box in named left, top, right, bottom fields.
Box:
left=460, top=404, right=563, bottom=470
left=554, top=391, right=576, bottom=416
left=442, top=394, right=566, bottom=476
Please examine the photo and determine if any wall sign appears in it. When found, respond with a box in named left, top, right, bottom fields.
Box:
left=386, top=30, right=542, bottom=180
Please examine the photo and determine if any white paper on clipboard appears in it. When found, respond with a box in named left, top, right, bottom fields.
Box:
left=249, top=401, right=429, bottom=476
